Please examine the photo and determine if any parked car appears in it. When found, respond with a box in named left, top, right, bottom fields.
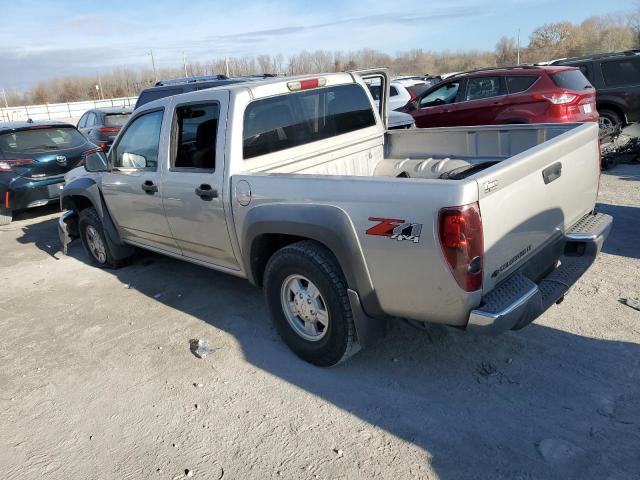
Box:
left=547, top=50, right=640, bottom=131
left=387, top=110, right=415, bottom=129
left=368, top=80, right=433, bottom=110
left=0, top=121, right=95, bottom=225
left=398, top=65, right=598, bottom=129
left=59, top=71, right=610, bottom=366
left=77, top=107, right=132, bottom=151
left=134, top=74, right=268, bottom=110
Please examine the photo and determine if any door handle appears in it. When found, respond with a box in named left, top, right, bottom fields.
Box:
left=141, top=180, right=158, bottom=194
left=195, top=184, right=218, bottom=200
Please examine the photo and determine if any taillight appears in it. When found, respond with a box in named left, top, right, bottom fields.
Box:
left=97, top=127, right=119, bottom=134
left=533, top=93, right=577, bottom=104
left=0, top=159, right=35, bottom=172
left=438, top=203, right=484, bottom=292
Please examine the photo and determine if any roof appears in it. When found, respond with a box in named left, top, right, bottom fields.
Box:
left=549, top=49, right=640, bottom=65
left=0, top=120, right=73, bottom=132
left=89, top=107, right=133, bottom=114
left=447, top=64, right=575, bottom=78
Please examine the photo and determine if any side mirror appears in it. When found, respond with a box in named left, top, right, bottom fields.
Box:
left=84, top=149, right=109, bottom=172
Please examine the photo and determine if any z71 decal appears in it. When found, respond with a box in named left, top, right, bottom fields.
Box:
left=366, top=217, right=423, bottom=244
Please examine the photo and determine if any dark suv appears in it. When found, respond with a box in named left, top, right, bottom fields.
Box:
left=549, top=50, right=640, bottom=131
left=134, top=74, right=278, bottom=109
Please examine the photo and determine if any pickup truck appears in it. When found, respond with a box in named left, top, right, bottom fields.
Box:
left=59, top=70, right=612, bottom=366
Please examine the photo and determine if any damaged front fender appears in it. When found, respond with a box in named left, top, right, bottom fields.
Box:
left=58, top=210, right=79, bottom=255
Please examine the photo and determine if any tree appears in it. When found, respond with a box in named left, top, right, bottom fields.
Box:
left=495, top=36, right=518, bottom=66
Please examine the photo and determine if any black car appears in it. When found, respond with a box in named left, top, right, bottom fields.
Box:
left=134, top=74, right=278, bottom=109
left=77, top=107, right=132, bottom=150
left=0, top=121, right=95, bottom=225
left=550, top=50, right=640, bottom=131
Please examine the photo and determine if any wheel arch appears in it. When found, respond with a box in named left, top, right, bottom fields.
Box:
left=242, top=203, right=383, bottom=317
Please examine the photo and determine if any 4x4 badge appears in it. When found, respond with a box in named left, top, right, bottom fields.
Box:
left=366, top=217, right=422, bottom=244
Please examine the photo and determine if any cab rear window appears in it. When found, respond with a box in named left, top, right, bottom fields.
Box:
left=550, top=70, right=592, bottom=91
left=243, top=84, right=377, bottom=160
left=0, top=127, right=85, bottom=152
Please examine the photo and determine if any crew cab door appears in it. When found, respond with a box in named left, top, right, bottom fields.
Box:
left=101, top=107, right=180, bottom=253
left=160, top=92, right=239, bottom=270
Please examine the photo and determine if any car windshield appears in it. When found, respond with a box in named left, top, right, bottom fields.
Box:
left=104, top=113, right=131, bottom=127
left=550, top=70, right=593, bottom=91
left=0, top=127, right=85, bottom=152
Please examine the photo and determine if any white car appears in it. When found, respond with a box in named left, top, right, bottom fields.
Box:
left=368, top=79, right=435, bottom=111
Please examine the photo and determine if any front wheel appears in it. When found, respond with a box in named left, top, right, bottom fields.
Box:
left=263, top=240, right=359, bottom=366
left=78, top=207, right=128, bottom=268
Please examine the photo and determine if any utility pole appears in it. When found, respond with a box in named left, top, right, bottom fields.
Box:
left=150, top=49, right=158, bottom=82
left=183, top=52, right=188, bottom=77
left=97, top=74, right=104, bottom=100
left=225, top=56, right=230, bottom=78
left=517, top=28, right=521, bottom=65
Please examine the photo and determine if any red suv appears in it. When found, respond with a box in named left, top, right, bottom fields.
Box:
left=397, top=66, right=598, bottom=128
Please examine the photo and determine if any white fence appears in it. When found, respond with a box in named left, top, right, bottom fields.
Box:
left=0, top=97, right=138, bottom=123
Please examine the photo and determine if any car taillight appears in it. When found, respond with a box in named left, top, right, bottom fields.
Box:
left=534, top=93, right=577, bottom=105
left=98, top=127, right=120, bottom=134
left=438, top=203, right=484, bottom=292
left=0, top=159, right=35, bottom=172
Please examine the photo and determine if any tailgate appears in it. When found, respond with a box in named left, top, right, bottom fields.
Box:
left=474, top=123, right=600, bottom=292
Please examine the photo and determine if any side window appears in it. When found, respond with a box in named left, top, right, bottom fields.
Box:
left=506, top=75, right=538, bottom=94
left=601, top=58, right=640, bottom=87
left=465, top=77, right=501, bottom=101
left=418, top=82, right=460, bottom=108
left=111, top=110, right=163, bottom=170
left=390, top=86, right=399, bottom=97
left=172, top=103, right=219, bottom=171
left=78, top=114, right=87, bottom=129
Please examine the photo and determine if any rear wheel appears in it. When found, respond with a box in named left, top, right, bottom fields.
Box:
left=599, top=109, right=623, bottom=134
left=0, top=209, right=12, bottom=226
left=263, top=240, right=358, bottom=366
left=78, top=207, right=127, bottom=268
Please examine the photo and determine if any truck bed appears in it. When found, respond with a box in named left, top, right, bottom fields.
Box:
left=245, top=124, right=578, bottom=180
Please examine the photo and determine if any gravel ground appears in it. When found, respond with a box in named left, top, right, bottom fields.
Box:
left=0, top=165, right=639, bottom=480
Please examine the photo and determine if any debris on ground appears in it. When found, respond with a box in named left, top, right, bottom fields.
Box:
left=189, top=339, right=210, bottom=359
left=622, top=297, right=640, bottom=312
left=475, top=361, right=518, bottom=385
left=185, top=469, right=193, bottom=477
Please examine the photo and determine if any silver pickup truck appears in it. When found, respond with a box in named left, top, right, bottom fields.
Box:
left=59, top=71, right=612, bottom=366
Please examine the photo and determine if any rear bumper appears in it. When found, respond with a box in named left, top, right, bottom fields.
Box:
left=4, top=177, right=65, bottom=211
left=467, top=212, right=612, bottom=334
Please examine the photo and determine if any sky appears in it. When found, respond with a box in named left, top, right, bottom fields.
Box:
left=0, top=0, right=636, bottom=90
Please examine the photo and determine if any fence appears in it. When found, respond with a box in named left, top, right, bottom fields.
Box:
left=0, top=97, right=138, bottom=123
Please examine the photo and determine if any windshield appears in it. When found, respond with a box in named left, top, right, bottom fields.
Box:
left=0, top=127, right=86, bottom=152
left=104, top=113, right=131, bottom=127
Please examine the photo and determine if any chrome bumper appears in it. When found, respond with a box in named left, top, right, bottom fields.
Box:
left=468, top=212, right=613, bottom=334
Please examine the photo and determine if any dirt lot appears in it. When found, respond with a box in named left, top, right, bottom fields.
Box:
left=1, top=165, right=639, bottom=480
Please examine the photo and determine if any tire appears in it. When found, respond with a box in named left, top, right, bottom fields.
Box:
left=78, top=207, right=128, bottom=268
left=263, top=240, right=358, bottom=367
left=0, top=210, right=11, bottom=226
left=599, top=109, right=623, bottom=133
